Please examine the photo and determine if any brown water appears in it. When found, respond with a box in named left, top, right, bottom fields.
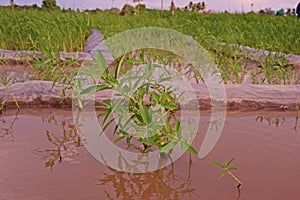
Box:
left=0, top=109, right=300, bottom=200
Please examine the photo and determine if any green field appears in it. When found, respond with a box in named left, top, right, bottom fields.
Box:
left=0, top=7, right=299, bottom=54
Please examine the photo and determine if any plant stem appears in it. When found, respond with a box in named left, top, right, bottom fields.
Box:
left=227, top=170, right=242, bottom=187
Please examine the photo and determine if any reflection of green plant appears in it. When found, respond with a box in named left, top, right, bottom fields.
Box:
left=81, top=51, right=197, bottom=155
left=34, top=116, right=81, bottom=170
left=294, top=106, right=299, bottom=131
left=210, top=157, right=242, bottom=188
left=256, top=115, right=285, bottom=127
left=0, top=109, right=19, bottom=141
left=97, top=160, right=196, bottom=199
left=0, top=99, right=7, bottom=114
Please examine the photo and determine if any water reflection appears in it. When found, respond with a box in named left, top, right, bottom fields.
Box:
left=0, top=110, right=19, bottom=141
left=97, top=163, right=197, bottom=200
left=34, top=115, right=82, bottom=170
left=255, top=115, right=285, bottom=127
left=236, top=187, right=241, bottom=200
left=294, top=114, right=299, bottom=131
left=255, top=113, right=299, bottom=131
left=294, top=109, right=299, bottom=131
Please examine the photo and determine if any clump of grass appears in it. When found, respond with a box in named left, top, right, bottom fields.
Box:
left=251, top=54, right=293, bottom=84
left=214, top=50, right=247, bottom=84
left=0, top=74, right=19, bottom=110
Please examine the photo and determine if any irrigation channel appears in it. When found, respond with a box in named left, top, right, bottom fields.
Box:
left=0, top=29, right=300, bottom=200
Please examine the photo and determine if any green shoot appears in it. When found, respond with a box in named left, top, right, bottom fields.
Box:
left=210, top=157, right=242, bottom=188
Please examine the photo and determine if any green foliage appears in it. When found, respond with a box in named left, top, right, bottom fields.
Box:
left=0, top=8, right=299, bottom=54
left=250, top=54, right=292, bottom=84
left=81, top=51, right=197, bottom=155
left=210, top=157, right=242, bottom=187
left=0, top=8, right=91, bottom=51
left=32, top=46, right=78, bottom=81
left=0, top=74, right=19, bottom=110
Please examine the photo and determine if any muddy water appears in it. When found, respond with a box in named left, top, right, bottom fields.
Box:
left=0, top=109, right=300, bottom=200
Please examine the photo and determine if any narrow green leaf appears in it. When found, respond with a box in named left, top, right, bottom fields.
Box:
left=218, top=173, right=226, bottom=180
left=115, top=55, right=125, bottom=79
left=103, top=99, right=123, bottom=124
left=101, top=117, right=115, bottom=134
left=126, top=137, right=132, bottom=148
left=102, top=100, right=111, bottom=107
left=139, top=102, right=150, bottom=125
left=96, top=84, right=112, bottom=92
left=94, top=51, right=108, bottom=76
left=133, top=78, right=145, bottom=92
left=209, top=161, right=225, bottom=168
left=41, top=45, right=52, bottom=58
left=80, top=67, right=103, bottom=79
left=80, top=85, right=98, bottom=95
left=140, top=50, right=145, bottom=63
left=226, top=157, right=236, bottom=167
left=103, top=108, right=112, bottom=124
left=135, top=129, right=148, bottom=138
left=144, top=145, right=152, bottom=152
left=52, top=76, right=60, bottom=89
left=150, top=92, right=160, bottom=103
left=120, top=75, right=143, bottom=82
left=229, top=167, right=238, bottom=171
left=54, top=49, right=60, bottom=61
left=96, top=105, right=108, bottom=110
left=114, top=136, right=125, bottom=144
left=138, top=87, right=146, bottom=99
left=113, top=125, right=119, bottom=135
left=126, top=59, right=141, bottom=64
left=97, top=110, right=107, bottom=118
left=134, top=113, right=145, bottom=125
left=123, top=116, right=133, bottom=129
left=157, top=55, right=166, bottom=66
left=139, top=138, right=153, bottom=145
left=176, top=120, right=182, bottom=138
left=162, top=91, right=174, bottom=102
left=160, top=141, right=177, bottom=153
left=162, top=103, right=178, bottom=110
left=181, top=140, right=197, bottom=154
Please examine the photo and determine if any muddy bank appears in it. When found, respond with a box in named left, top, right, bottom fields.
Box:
left=1, top=80, right=299, bottom=111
